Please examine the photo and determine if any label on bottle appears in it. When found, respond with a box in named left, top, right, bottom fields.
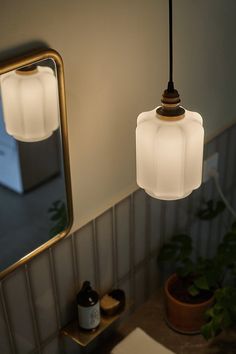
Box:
left=78, top=302, right=100, bottom=330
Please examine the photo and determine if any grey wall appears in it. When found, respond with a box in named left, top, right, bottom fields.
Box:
left=1, top=123, right=236, bottom=354
left=0, top=0, right=236, bottom=229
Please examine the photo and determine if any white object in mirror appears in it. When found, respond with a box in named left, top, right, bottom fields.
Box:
left=0, top=65, right=59, bottom=142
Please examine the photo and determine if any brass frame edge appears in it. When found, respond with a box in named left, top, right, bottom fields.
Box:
left=0, top=48, right=73, bottom=281
left=157, top=114, right=184, bottom=122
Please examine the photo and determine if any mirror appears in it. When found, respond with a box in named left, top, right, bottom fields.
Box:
left=0, top=49, right=73, bottom=279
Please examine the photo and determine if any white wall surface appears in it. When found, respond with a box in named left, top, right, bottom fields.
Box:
left=0, top=0, right=236, bottom=230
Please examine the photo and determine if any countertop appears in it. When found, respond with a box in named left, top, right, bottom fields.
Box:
left=94, top=293, right=236, bottom=354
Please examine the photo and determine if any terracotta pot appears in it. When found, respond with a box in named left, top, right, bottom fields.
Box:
left=164, top=273, right=214, bottom=334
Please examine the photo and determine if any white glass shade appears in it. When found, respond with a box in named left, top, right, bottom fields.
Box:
left=136, top=108, right=204, bottom=200
left=0, top=66, right=59, bottom=142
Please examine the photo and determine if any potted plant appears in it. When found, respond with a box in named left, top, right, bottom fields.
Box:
left=158, top=200, right=236, bottom=339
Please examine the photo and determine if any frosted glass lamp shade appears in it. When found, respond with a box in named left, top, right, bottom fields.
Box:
left=136, top=108, right=204, bottom=200
left=0, top=66, right=59, bottom=142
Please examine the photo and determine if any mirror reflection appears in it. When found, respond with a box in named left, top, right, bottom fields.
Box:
left=0, top=55, right=71, bottom=274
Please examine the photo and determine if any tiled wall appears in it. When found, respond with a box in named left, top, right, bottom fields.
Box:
left=1, top=124, right=236, bottom=354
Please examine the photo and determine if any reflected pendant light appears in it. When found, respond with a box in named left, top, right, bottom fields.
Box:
left=136, top=0, right=204, bottom=200
left=0, top=65, right=59, bottom=142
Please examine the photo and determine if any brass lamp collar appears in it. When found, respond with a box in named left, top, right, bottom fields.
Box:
left=156, top=83, right=185, bottom=121
left=16, top=64, right=38, bottom=75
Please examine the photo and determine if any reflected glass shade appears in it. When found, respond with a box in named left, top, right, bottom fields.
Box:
left=0, top=66, right=59, bottom=142
left=136, top=107, right=204, bottom=200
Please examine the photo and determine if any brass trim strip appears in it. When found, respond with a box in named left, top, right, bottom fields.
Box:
left=0, top=48, right=73, bottom=280
left=157, top=114, right=184, bottom=121
left=16, top=68, right=38, bottom=75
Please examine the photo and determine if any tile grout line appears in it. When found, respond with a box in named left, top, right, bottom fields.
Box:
left=48, top=248, right=66, bottom=354
left=145, top=194, right=151, bottom=300
left=24, top=264, right=42, bottom=354
left=231, top=126, right=236, bottom=187
left=48, top=248, right=62, bottom=329
left=160, top=201, right=166, bottom=248
left=129, top=193, right=135, bottom=304
left=71, top=233, right=79, bottom=295
left=215, top=133, right=228, bottom=245
left=195, top=185, right=205, bottom=259
left=0, top=282, right=17, bottom=354
left=112, top=206, right=118, bottom=288
left=92, top=219, right=101, bottom=292
left=28, top=330, right=60, bottom=354
left=206, top=180, right=215, bottom=258
left=118, top=251, right=158, bottom=290
left=220, top=131, right=231, bottom=234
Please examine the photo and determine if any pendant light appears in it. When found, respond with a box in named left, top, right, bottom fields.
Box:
left=136, top=0, right=204, bottom=200
left=0, top=65, right=59, bottom=142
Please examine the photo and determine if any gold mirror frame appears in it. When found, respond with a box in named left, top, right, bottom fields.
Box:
left=0, top=48, right=73, bottom=280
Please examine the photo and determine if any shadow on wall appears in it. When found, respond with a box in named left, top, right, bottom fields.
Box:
left=0, top=41, right=50, bottom=62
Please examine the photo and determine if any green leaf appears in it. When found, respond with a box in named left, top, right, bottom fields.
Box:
left=188, top=284, right=199, bottom=296
left=201, top=322, right=214, bottom=340
left=194, top=276, right=210, bottom=290
left=222, top=310, right=232, bottom=328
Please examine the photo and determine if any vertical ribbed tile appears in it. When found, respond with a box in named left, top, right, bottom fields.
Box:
left=129, top=194, right=135, bottom=301
left=232, top=126, right=236, bottom=186
left=217, top=130, right=228, bottom=186
left=149, top=198, right=162, bottom=253
left=111, top=206, right=118, bottom=288
left=53, top=237, right=76, bottom=326
left=148, top=257, right=160, bottom=295
left=164, top=200, right=178, bottom=239
left=201, top=140, right=217, bottom=258
left=74, top=223, right=96, bottom=289
left=116, top=197, right=130, bottom=280
left=207, top=143, right=222, bottom=257
left=0, top=283, right=13, bottom=354
left=118, top=277, right=132, bottom=305
left=224, top=128, right=236, bottom=191
left=133, top=190, right=146, bottom=265
left=42, top=337, right=61, bottom=354
left=62, top=336, right=82, bottom=354
left=175, top=197, right=190, bottom=233
left=188, top=188, right=202, bottom=256
left=198, top=182, right=213, bottom=258
left=96, top=209, right=113, bottom=294
left=134, top=267, right=146, bottom=307
left=3, top=269, right=36, bottom=354
left=28, top=252, right=58, bottom=342
left=215, top=130, right=230, bottom=241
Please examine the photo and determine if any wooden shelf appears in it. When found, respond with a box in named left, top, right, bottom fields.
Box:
left=61, top=308, right=128, bottom=347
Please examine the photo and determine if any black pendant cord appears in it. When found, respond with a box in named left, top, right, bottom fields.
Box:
left=167, top=0, right=174, bottom=92
left=156, top=0, right=185, bottom=116
left=156, top=0, right=185, bottom=117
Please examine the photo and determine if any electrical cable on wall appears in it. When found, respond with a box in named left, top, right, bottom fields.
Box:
left=209, top=169, right=236, bottom=219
